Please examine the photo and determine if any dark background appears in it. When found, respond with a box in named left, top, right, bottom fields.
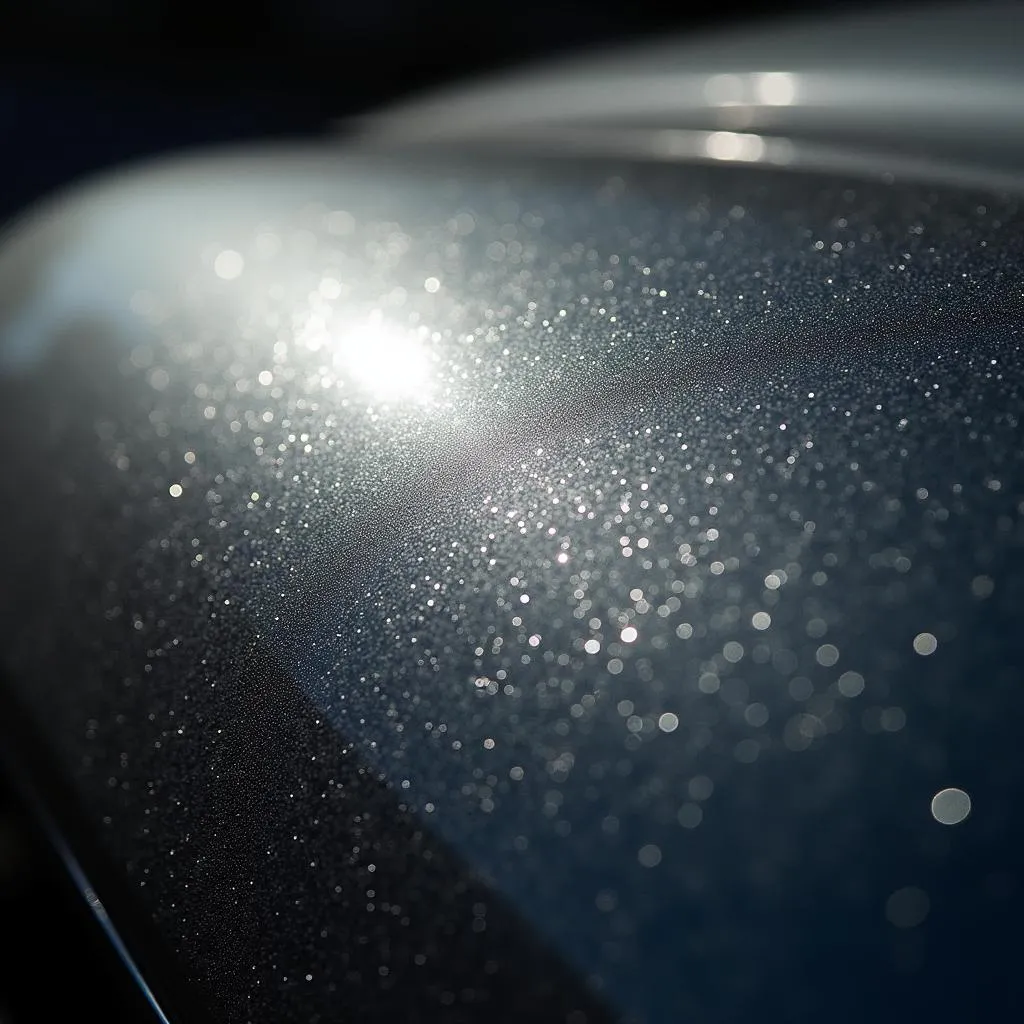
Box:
left=0, top=1, right=901, bottom=1019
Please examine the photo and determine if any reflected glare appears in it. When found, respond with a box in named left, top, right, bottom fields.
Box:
left=754, top=72, right=797, bottom=106
left=703, top=71, right=797, bottom=108
left=331, top=313, right=433, bottom=403
left=704, top=131, right=766, bottom=162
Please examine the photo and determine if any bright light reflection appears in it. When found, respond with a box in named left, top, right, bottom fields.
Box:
left=331, top=312, right=433, bottom=403
left=754, top=72, right=797, bottom=106
left=705, top=131, right=766, bottom=163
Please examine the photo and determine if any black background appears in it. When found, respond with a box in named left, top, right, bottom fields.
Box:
left=0, top=1, right=904, bottom=1019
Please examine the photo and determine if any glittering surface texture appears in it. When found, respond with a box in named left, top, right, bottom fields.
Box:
left=1, top=150, right=1022, bottom=1022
